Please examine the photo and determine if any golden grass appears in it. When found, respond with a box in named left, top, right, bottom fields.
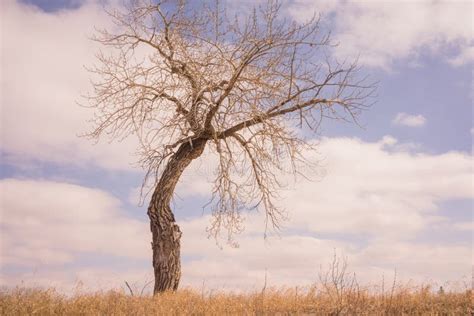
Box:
left=1, top=284, right=471, bottom=315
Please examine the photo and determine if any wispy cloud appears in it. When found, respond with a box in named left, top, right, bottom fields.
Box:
left=448, top=47, right=474, bottom=67
left=392, top=113, right=426, bottom=127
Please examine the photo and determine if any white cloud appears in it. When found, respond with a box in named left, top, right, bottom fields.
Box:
left=282, top=137, right=471, bottom=235
left=1, top=134, right=472, bottom=291
left=180, top=234, right=471, bottom=290
left=0, top=267, right=153, bottom=295
left=392, top=112, right=427, bottom=127
left=287, top=0, right=473, bottom=69
left=178, top=136, right=472, bottom=237
left=1, top=0, right=139, bottom=171
left=176, top=136, right=472, bottom=289
left=0, top=178, right=149, bottom=267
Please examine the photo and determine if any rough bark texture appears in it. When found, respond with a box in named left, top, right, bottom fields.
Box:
left=147, top=137, right=207, bottom=294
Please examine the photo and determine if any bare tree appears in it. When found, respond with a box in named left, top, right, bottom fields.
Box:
left=85, top=0, right=374, bottom=294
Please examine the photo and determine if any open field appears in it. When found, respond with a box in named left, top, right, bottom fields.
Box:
left=1, top=284, right=471, bottom=315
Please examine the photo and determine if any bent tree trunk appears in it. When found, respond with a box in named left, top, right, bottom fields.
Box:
left=147, top=137, right=207, bottom=294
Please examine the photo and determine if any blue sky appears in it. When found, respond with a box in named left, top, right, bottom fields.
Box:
left=20, top=0, right=83, bottom=11
left=1, top=0, right=472, bottom=292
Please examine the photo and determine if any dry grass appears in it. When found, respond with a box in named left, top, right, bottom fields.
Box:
left=1, top=283, right=471, bottom=315
left=2, top=258, right=471, bottom=315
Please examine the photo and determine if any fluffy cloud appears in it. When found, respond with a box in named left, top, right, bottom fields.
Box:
left=177, top=136, right=472, bottom=289
left=283, top=137, right=470, bottom=234
left=179, top=136, right=471, bottom=236
left=1, top=0, right=139, bottom=171
left=392, top=113, right=427, bottom=127
left=0, top=178, right=149, bottom=267
left=287, top=0, right=473, bottom=69
left=1, top=133, right=472, bottom=292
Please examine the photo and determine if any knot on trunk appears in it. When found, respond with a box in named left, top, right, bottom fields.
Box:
left=172, top=224, right=182, bottom=241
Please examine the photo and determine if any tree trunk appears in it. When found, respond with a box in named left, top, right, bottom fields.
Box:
left=147, top=137, right=207, bottom=294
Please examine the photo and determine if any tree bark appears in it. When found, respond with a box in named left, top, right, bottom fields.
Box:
left=147, top=137, right=207, bottom=294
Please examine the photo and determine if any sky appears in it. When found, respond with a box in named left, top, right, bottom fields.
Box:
left=0, top=0, right=472, bottom=294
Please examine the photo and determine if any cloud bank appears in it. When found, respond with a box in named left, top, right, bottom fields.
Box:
left=1, top=136, right=471, bottom=291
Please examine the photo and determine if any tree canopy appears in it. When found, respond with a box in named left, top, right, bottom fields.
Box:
left=86, top=0, right=374, bottom=243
